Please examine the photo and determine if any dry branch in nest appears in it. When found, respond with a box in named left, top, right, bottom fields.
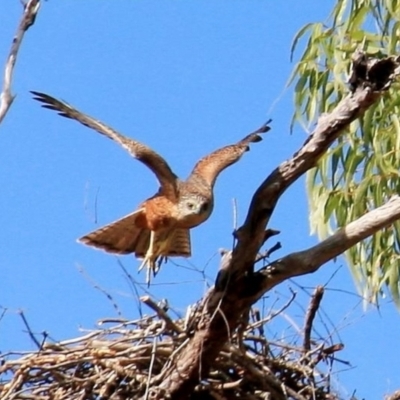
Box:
left=0, top=289, right=344, bottom=400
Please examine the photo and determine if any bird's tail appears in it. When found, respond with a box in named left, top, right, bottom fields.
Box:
left=79, top=210, right=191, bottom=259
left=163, top=228, right=191, bottom=258
left=79, top=209, right=150, bottom=255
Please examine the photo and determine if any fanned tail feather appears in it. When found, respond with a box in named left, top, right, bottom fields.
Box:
left=167, top=229, right=191, bottom=257
left=79, top=211, right=192, bottom=283
left=78, top=209, right=149, bottom=255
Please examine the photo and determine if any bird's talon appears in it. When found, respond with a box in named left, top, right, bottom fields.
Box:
left=146, top=266, right=152, bottom=286
left=138, top=259, right=147, bottom=272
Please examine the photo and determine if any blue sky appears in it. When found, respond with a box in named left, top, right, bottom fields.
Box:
left=1, top=1, right=399, bottom=398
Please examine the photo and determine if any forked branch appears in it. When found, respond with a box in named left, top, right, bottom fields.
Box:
left=154, top=52, right=400, bottom=400
left=257, top=195, right=400, bottom=295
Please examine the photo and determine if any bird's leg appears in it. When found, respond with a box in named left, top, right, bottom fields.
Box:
left=138, top=231, right=158, bottom=284
left=138, top=231, right=156, bottom=271
left=138, top=230, right=170, bottom=284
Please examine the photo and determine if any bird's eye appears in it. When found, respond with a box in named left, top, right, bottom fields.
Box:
left=186, top=202, right=196, bottom=210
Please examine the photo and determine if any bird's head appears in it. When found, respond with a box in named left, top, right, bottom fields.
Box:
left=177, top=194, right=213, bottom=227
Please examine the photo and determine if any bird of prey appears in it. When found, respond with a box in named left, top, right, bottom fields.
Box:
left=32, top=91, right=270, bottom=283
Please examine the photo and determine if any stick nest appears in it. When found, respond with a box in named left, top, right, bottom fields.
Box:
left=0, top=293, right=344, bottom=400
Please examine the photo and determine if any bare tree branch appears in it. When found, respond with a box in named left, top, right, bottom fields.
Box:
left=303, top=286, right=324, bottom=352
left=0, top=0, right=40, bottom=124
left=152, top=53, right=400, bottom=399
left=257, top=195, right=400, bottom=294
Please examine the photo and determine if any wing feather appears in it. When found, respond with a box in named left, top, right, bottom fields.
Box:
left=31, top=91, right=178, bottom=199
left=188, top=121, right=271, bottom=187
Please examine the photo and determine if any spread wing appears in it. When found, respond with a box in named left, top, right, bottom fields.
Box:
left=188, top=121, right=271, bottom=187
left=31, top=91, right=179, bottom=199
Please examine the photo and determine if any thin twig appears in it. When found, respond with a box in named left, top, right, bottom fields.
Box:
left=141, top=296, right=184, bottom=334
left=144, top=336, right=158, bottom=400
left=0, top=0, right=41, bottom=124
left=0, top=306, right=7, bottom=323
left=255, top=241, right=282, bottom=263
left=18, top=309, right=41, bottom=349
left=247, top=289, right=296, bottom=331
left=76, top=263, right=123, bottom=316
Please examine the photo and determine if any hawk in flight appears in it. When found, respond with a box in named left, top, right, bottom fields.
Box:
left=32, top=91, right=270, bottom=283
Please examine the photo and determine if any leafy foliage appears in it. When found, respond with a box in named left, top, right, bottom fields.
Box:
left=291, top=0, right=400, bottom=305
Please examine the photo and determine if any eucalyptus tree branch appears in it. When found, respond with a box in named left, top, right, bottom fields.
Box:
left=256, top=195, right=400, bottom=295
left=154, top=52, right=400, bottom=400
left=232, top=53, right=400, bottom=273
left=0, top=0, right=40, bottom=125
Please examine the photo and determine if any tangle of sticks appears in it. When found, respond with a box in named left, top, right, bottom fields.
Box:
left=0, top=288, right=344, bottom=400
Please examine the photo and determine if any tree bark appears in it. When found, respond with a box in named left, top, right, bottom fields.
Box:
left=0, top=0, right=41, bottom=125
left=149, top=53, right=400, bottom=399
